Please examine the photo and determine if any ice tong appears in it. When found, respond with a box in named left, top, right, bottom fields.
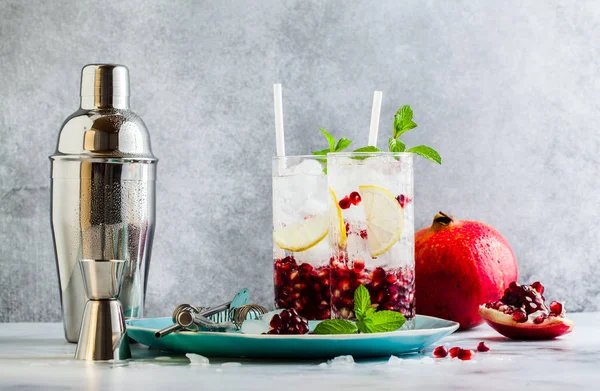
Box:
left=155, top=289, right=267, bottom=338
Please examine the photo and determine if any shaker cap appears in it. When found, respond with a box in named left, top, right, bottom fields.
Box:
left=80, top=64, right=130, bottom=109
left=51, top=63, right=157, bottom=161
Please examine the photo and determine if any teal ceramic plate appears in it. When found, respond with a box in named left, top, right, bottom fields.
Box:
left=127, top=315, right=459, bottom=359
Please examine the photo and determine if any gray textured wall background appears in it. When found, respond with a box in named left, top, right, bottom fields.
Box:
left=0, top=0, right=599, bottom=322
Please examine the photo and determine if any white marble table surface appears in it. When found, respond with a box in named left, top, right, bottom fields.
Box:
left=0, top=313, right=598, bottom=391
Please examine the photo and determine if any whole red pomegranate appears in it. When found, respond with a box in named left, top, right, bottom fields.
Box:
left=415, top=212, right=518, bottom=329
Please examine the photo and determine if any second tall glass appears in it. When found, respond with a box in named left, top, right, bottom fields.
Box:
left=327, top=152, right=415, bottom=328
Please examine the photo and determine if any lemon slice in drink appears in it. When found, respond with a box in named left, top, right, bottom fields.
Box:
left=273, top=214, right=329, bottom=252
left=358, top=185, right=404, bottom=257
left=329, top=187, right=347, bottom=247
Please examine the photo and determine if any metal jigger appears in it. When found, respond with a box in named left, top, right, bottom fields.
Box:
left=75, top=259, right=131, bottom=360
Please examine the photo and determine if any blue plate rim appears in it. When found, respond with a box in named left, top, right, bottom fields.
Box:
left=127, top=314, right=459, bottom=340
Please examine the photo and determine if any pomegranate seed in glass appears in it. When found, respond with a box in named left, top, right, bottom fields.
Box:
left=327, top=152, right=415, bottom=329
left=272, top=156, right=332, bottom=320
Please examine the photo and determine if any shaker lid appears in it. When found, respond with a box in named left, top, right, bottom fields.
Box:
left=50, top=64, right=157, bottom=161
left=81, top=64, right=130, bottom=109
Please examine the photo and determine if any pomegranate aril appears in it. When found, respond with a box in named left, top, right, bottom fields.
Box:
left=457, top=349, right=473, bottom=361
left=371, top=267, right=386, bottom=282
left=449, top=347, right=461, bottom=358
left=299, top=263, right=313, bottom=274
left=353, top=260, right=365, bottom=272
left=476, top=342, right=490, bottom=352
left=549, top=301, right=563, bottom=314
left=359, top=230, right=368, bottom=239
left=512, top=309, right=527, bottom=323
left=534, top=315, right=545, bottom=324
left=270, top=314, right=282, bottom=327
left=433, top=346, right=448, bottom=358
left=349, top=191, right=361, bottom=205
left=339, top=197, right=351, bottom=209
left=531, top=281, right=544, bottom=295
left=395, top=194, right=408, bottom=208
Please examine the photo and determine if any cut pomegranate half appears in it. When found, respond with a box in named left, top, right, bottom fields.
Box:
left=479, top=307, right=573, bottom=340
left=479, top=281, right=574, bottom=340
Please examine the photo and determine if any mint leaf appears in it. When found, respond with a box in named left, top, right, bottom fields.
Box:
left=388, top=138, right=406, bottom=153
left=366, top=310, right=406, bottom=332
left=313, top=319, right=358, bottom=335
left=405, top=145, right=442, bottom=164
left=356, top=318, right=374, bottom=333
left=351, top=146, right=383, bottom=160
left=365, top=307, right=376, bottom=318
left=335, top=138, right=352, bottom=152
left=311, top=149, right=328, bottom=165
left=353, top=285, right=371, bottom=320
left=399, top=104, right=413, bottom=122
left=353, top=146, right=382, bottom=153
left=319, top=128, right=335, bottom=151
left=311, top=148, right=329, bottom=156
left=394, top=105, right=418, bottom=138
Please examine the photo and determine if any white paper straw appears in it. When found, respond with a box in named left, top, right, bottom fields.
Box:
left=368, top=90, right=383, bottom=147
left=273, top=84, right=286, bottom=157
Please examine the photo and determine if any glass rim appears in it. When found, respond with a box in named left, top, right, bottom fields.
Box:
left=272, top=154, right=322, bottom=161
left=272, top=152, right=414, bottom=160
left=327, top=151, right=413, bottom=157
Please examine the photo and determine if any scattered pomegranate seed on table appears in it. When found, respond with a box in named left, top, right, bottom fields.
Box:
left=449, top=347, right=461, bottom=358
left=433, top=346, right=448, bottom=358
left=476, top=341, right=490, bottom=352
left=457, top=349, right=473, bottom=361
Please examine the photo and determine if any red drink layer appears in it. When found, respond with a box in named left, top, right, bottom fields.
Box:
left=330, top=258, right=415, bottom=320
left=273, top=256, right=331, bottom=320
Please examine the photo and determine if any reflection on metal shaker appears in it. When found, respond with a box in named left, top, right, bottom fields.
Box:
left=50, top=64, right=157, bottom=342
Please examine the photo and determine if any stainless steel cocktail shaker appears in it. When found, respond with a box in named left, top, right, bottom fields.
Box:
left=50, top=64, right=157, bottom=343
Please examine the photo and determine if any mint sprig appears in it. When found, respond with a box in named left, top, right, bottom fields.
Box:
left=351, top=105, right=441, bottom=164
left=388, top=105, right=441, bottom=164
left=311, top=128, right=352, bottom=156
left=311, top=128, right=353, bottom=172
left=312, top=284, right=406, bottom=335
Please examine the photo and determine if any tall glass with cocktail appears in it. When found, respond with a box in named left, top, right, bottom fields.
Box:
left=272, top=156, right=332, bottom=320
left=327, top=152, right=416, bottom=328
